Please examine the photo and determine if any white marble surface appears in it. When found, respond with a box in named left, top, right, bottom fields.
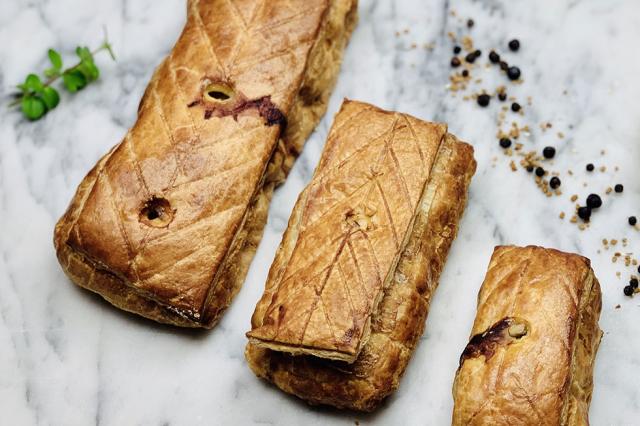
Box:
left=1, top=0, right=639, bottom=424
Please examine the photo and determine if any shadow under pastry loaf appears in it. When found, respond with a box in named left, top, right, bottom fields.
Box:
left=53, top=0, right=358, bottom=328
left=246, top=99, right=477, bottom=411
left=452, top=245, right=603, bottom=426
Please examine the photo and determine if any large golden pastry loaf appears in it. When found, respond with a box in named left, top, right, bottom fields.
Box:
left=53, top=0, right=357, bottom=328
left=452, top=245, right=603, bottom=426
left=246, top=100, right=477, bottom=411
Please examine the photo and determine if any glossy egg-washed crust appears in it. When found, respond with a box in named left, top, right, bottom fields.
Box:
left=53, top=0, right=357, bottom=328
left=452, top=245, right=603, bottom=426
left=246, top=100, right=477, bottom=411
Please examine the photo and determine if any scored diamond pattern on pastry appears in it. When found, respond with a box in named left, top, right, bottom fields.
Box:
left=64, top=0, right=331, bottom=317
left=247, top=101, right=448, bottom=360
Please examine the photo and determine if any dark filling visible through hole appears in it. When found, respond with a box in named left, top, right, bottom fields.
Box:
left=140, top=197, right=173, bottom=227
left=208, top=90, right=230, bottom=100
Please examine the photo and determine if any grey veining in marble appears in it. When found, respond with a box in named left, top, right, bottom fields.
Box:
left=1, top=0, right=639, bottom=424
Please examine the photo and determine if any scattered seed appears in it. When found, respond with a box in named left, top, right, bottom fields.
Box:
left=477, top=94, right=491, bottom=107
left=543, top=146, right=556, bottom=159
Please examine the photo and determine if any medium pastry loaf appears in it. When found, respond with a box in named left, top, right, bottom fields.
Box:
left=452, top=245, right=603, bottom=426
left=53, top=0, right=357, bottom=328
left=246, top=100, right=477, bottom=411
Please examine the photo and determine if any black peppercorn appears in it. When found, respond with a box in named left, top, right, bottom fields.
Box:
left=624, top=285, right=634, bottom=297
left=500, top=61, right=509, bottom=71
left=453, top=45, right=462, bottom=54
left=629, top=216, right=637, bottom=226
left=511, top=102, right=521, bottom=112
left=586, top=163, right=595, bottom=172
left=477, top=94, right=490, bottom=107
left=526, top=165, right=534, bottom=173
left=465, top=52, right=477, bottom=63
left=467, top=19, right=474, bottom=28
left=508, top=39, right=520, bottom=51
left=577, top=206, right=592, bottom=222
left=499, top=138, right=512, bottom=148
left=489, top=50, right=500, bottom=63
left=498, top=92, right=507, bottom=101
left=543, top=146, right=556, bottom=159
left=507, top=66, right=521, bottom=80
left=586, top=194, right=602, bottom=209
left=630, top=278, right=639, bottom=289
left=549, top=176, right=561, bottom=189
left=535, top=167, right=545, bottom=177
left=615, top=184, right=624, bottom=193
left=451, top=57, right=461, bottom=68
left=473, top=49, right=481, bottom=58
left=462, top=69, right=469, bottom=77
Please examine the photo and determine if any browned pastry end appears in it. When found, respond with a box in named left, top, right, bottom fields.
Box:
left=246, top=99, right=477, bottom=410
left=452, top=245, right=603, bottom=426
left=53, top=0, right=358, bottom=328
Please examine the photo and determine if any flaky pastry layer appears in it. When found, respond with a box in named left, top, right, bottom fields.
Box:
left=246, top=100, right=476, bottom=410
left=452, top=245, right=603, bottom=426
left=53, top=0, right=357, bottom=328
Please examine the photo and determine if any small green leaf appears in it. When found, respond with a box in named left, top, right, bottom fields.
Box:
left=41, top=87, right=60, bottom=109
left=44, top=67, right=60, bottom=78
left=62, top=70, right=87, bottom=92
left=24, top=74, right=44, bottom=93
left=48, top=49, right=63, bottom=70
left=77, top=60, right=100, bottom=81
left=21, top=96, right=46, bottom=120
left=75, top=46, right=93, bottom=62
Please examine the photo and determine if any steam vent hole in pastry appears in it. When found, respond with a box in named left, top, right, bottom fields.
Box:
left=203, top=83, right=234, bottom=103
left=460, top=317, right=529, bottom=363
left=140, top=197, right=174, bottom=228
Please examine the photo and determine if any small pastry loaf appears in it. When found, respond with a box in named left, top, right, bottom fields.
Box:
left=452, top=245, right=603, bottom=426
left=246, top=100, right=477, bottom=411
left=54, top=0, right=357, bottom=328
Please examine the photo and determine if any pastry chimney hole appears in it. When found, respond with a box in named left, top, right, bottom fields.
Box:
left=140, top=197, right=174, bottom=228
left=203, top=83, right=234, bottom=103
left=507, top=321, right=528, bottom=339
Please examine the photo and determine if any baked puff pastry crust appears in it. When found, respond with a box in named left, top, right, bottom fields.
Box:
left=53, top=0, right=357, bottom=328
left=246, top=100, right=477, bottom=411
left=452, top=245, right=603, bottom=426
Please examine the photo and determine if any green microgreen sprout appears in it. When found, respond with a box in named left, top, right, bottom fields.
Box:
left=9, top=29, right=116, bottom=121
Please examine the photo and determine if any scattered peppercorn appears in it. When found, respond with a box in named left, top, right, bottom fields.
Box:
left=526, top=165, right=534, bottom=173
left=508, top=39, right=520, bottom=51
left=451, top=57, right=461, bottom=68
left=586, top=163, right=594, bottom=172
left=462, top=69, right=469, bottom=77
left=586, top=194, right=602, bottom=209
left=465, top=52, right=477, bottom=63
left=549, top=176, right=561, bottom=189
left=498, top=92, right=507, bottom=101
left=507, top=66, right=521, bottom=80
left=477, top=94, right=491, bottom=107
left=473, top=49, right=481, bottom=58
left=615, top=184, right=624, bottom=193
left=577, top=206, right=592, bottom=222
left=535, top=167, right=545, bottom=177
left=511, top=102, right=521, bottom=112
left=453, top=45, right=462, bottom=54
left=499, top=138, right=512, bottom=148
left=467, top=19, right=474, bottom=28
left=542, top=146, right=556, bottom=159
left=631, top=278, right=639, bottom=289
left=623, top=285, right=634, bottom=296
left=629, top=216, right=637, bottom=226
left=489, top=50, right=500, bottom=63
left=500, top=61, right=509, bottom=71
